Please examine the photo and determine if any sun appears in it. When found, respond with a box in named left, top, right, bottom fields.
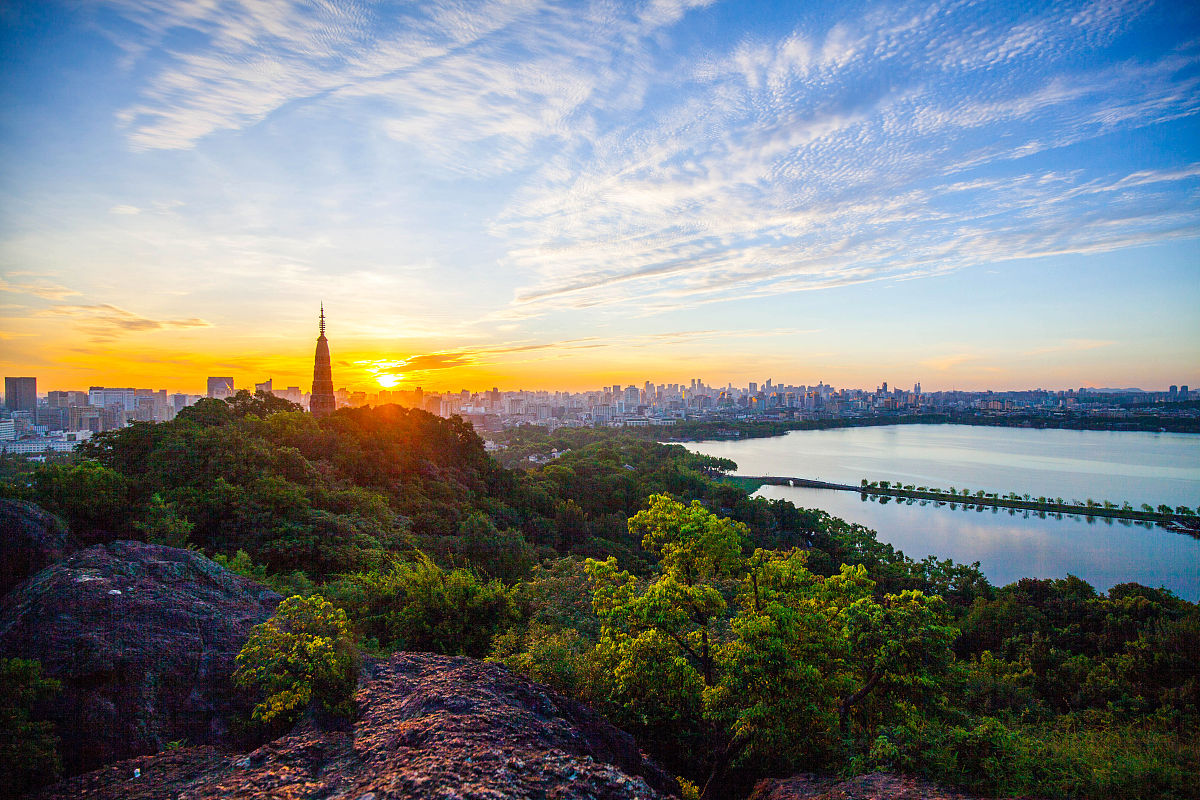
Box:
left=376, top=374, right=400, bottom=388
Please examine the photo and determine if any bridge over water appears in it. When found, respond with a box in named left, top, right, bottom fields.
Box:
left=733, top=475, right=1198, bottom=534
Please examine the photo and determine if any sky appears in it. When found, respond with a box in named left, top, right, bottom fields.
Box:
left=1, top=0, right=1198, bottom=394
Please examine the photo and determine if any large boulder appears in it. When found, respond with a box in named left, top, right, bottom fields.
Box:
left=35, top=651, right=673, bottom=799
left=0, top=498, right=74, bottom=596
left=0, top=541, right=281, bottom=775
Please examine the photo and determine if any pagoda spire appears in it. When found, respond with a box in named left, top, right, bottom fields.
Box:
left=310, top=305, right=336, bottom=417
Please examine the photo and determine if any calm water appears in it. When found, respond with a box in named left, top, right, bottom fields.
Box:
left=685, top=425, right=1200, bottom=600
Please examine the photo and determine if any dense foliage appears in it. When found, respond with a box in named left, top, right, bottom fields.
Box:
left=323, top=554, right=516, bottom=658
left=0, top=657, right=62, bottom=796
left=233, top=594, right=360, bottom=728
left=2, top=403, right=1196, bottom=798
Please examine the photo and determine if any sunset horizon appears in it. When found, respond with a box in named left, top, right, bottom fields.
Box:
left=3, top=0, right=1198, bottom=394
left=8, top=298, right=1199, bottom=397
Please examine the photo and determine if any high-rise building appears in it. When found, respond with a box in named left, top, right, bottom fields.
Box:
left=89, top=386, right=137, bottom=411
left=47, top=390, right=88, bottom=408
left=207, top=377, right=234, bottom=399
left=310, top=305, right=336, bottom=417
left=4, top=377, right=36, bottom=412
left=255, top=379, right=273, bottom=395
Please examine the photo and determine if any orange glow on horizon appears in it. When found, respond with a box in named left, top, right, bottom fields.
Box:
left=4, top=317, right=1195, bottom=397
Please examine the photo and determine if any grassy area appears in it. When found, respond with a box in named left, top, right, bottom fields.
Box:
left=1015, top=718, right=1199, bottom=800
left=718, top=475, right=765, bottom=494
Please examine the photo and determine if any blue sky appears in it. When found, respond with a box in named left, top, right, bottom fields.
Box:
left=1, top=0, right=1198, bottom=392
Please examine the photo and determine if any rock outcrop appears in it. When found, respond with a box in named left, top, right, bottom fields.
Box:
left=35, top=651, right=673, bottom=800
left=0, top=540, right=281, bottom=775
left=0, top=498, right=74, bottom=595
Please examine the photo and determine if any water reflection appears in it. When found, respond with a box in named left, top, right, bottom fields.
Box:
left=858, top=492, right=1160, bottom=529
left=684, top=424, right=1200, bottom=509
left=753, top=484, right=1200, bottom=601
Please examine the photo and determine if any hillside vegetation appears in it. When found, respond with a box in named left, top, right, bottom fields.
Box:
left=2, top=397, right=1196, bottom=799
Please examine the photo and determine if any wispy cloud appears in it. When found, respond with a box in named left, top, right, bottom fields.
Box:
left=0, top=274, right=82, bottom=301
left=17, top=0, right=1200, bottom=369
left=357, top=326, right=818, bottom=381
left=483, top=2, right=1200, bottom=317
left=105, top=0, right=715, bottom=166
left=37, top=304, right=212, bottom=341
left=921, top=353, right=981, bottom=372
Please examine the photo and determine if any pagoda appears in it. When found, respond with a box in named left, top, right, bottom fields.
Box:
left=310, top=305, right=336, bottom=417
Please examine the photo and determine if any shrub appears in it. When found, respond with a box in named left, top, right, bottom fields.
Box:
left=1022, top=718, right=1199, bottom=800
left=947, top=717, right=1033, bottom=794
left=0, top=657, right=62, bottom=796
left=213, top=549, right=268, bottom=582
left=327, top=554, right=517, bottom=657
left=31, top=460, right=130, bottom=538
left=233, top=595, right=359, bottom=728
left=132, top=493, right=195, bottom=548
left=455, top=512, right=536, bottom=583
left=491, top=623, right=590, bottom=694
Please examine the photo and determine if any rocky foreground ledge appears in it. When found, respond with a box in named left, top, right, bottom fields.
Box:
left=33, top=652, right=673, bottom=800
left=0, top=539, right=281, bottom=775
left=30, top=652, right=1010, bottom=800
left=0, top=522, right=1013, bottom=800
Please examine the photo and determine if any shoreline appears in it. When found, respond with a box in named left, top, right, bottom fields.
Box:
left=653, top=413, right=1200, bottom=443
left=726, top=474, right=1200, bottom=536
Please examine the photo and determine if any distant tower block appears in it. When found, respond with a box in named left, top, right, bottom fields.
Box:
left=310, top=305, right=336, bottom=417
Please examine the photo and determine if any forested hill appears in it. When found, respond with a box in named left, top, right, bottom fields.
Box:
left=10, top=398, right=827, bottom=579
left=9, top=398, right=922, bottom=584
left=2, top=397, right=1197, bottom=799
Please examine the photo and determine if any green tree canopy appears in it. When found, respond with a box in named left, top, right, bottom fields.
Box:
left=233, top=594, right=359, bottom=728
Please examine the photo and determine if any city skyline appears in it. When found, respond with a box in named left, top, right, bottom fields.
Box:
left=5, top=366, right=1195, bottom=400
left=5, top=361, right=1195, bottom=457
left=2, top=0, right=1199, bottom=392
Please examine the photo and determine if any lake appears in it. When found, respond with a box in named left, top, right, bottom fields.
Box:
left=684, top=425, right=1200, bottom=600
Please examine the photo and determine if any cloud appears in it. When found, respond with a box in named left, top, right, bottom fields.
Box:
left=0, top=274, right=82, bottom=301
left=358, top=326, right=818, bottom=381
left=81, top=0, right=1200, bottom=326
left=37, top=304, right=213, bottom=341
left=104, top=0, right=713, bottom=162
left=921, top=353, right=981, bottom=371
left=490, top=5, right=1200, bottom=318
left=109, top=204, right=141, bottom=215
left=385, top=352, right=475, bottom=373
left=356, top=337, right=610, bottom=378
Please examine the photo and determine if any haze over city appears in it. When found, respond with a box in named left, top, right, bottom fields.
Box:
left=2, top=0, right=1199, bottom=393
